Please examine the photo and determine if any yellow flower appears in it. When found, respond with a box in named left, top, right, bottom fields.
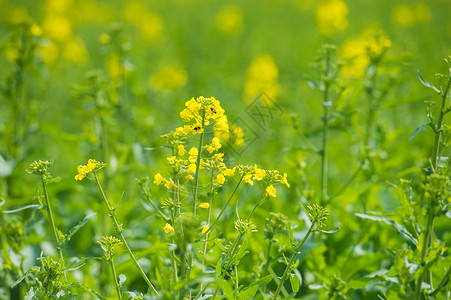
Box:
left=154, top=173, right=165, bottom=185
left=186, top=174, right=195, bottom=180
left=163, top=223, right=175, bottom=233
left=316, top=0, right=348, bottom=37
left=214, top=173, right=226, bottom=184
left=243, top=173, right=254, bottom=185
left=189, top=147, right=198, bottom=163
left=164, top=179, right=178, bottom=189
left=223, top=167, right=236, bottom=177
left=167, top=156, right=176, bottom=165
left=199, top=202, right=210, bottom=208
left=243, top=55, right=280, bottom=102
left=266, top=185, right=277, bottom=197
left=280, top=173, right=290, bottom=188
left=215, top=6, right=243, bottom=35
left=99, top=33, right=110, bottom=44
left=192, top=123, right=204, bottom=134
left=202, top=224, right=209, bottom=234
left=253, top=164, right=266, bottom=181
left=75, top=159, right=98, bottom=180
left=186, top=97, right=202, bottom=112
left=30, top=24, right=43, bottom=36
left=175, top=125, right=192, bottom=136
left=75, top=173, right=85, bottom=181
left=213, top=153, right=224, bottom=161
left=186, top=163, right=196, bottom=173
left=178, top=144, right=187, bottom=156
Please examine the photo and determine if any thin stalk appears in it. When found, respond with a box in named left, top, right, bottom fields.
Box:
left=41, top=177, right=66, bottom=280
left=200, top=168, right=215, bottom=293
left=268, top=265, right=290, bottom=297
left=415, top=76, right=451, bottom=300
left=109, top=258, right=122, bottom=300
left=141, top=186, right=169, bottom=221
left=234, top=265, right=239, bottom=290
left=263, top=238, right=273, bottom=276
left=429, top=264, right=451, bottom=296
left=320, top=52, right=332, bottom=205
left=197, top=174, right=244, bottom=240
left=94, top=173, right=159, bottom=295
left=272, top=219, right=316, bottom=300
left=247, top=186, right=268, bottom=220
left=192, top=109, right=206, bottom=215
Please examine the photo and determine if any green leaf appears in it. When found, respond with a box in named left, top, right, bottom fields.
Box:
left=216, top=257, right=223, bottom=277
left=355, top=213, right=418, bottom=248
left=248, top=274, right=273, bottom=288
left=3, top=204, right=43, bottom=214
left=408, top=122, right=431, bottom=142
left=66, top=213, right=96, bottom=241
left=216, top=279, right=236, bottom=300
left=446, top=210, right=451, bottom=219
left=230, top=239, right=249, bottom=266
left=46, top=176, right=62, bottom=184
left=317, top=227, right=340, bottom=234
left=237, top=286, right=258, bottom=300
left=289, top=272, right=300, bottom=293
left=418, top=70, right=441, bottom=94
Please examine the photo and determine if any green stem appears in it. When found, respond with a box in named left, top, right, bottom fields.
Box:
left=272, top=220, right=316, bottom=300
left=414, top=76, right=451, bottom=300
left=140, top=185, right=169, bottom=221
left=94, top=173, right=159, bottom=295
left=109, top=258, right=122, bottom=300
left=197, top=174, right=244, bottom=240
left=41, top=177, right=66, bottom=280
left=200, top=168, right=215, bottom=293
left=320, top=52, right=332, bottom=205
left=192, top=109, right=206, bottom=215
left=247, top=185, right=268, bottom=220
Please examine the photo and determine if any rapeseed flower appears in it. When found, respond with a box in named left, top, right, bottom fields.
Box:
left=163, top=223, right=175, bottom=233
left=266, top=185, right=277, bottom=197
left=199, top=203, right=210, bottom=209
left=75, top=159, right=101, bottom=181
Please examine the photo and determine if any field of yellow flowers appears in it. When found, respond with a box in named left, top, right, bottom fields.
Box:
left=1, top=0, right=451, bottom=299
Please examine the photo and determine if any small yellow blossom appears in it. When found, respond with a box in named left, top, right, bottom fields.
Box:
left=175, top=125, right=192, bottom=136
left=199, top=202, right=210, bottom=209
left=30, top=24, right=43, bottom=36
left=178, top=144, right=187, bottom=156
left=243, top=173, right=254, bottom=185
left=202, top=224, right=209, bottom=234
left=205, top=137, right=222, bottom=153
left=75, top=159, right=98, bottom=180
left=186, top=163, right=196, bottom=173
left=223, top=167, right=236, bottom=177
left=189, top=147, right=198, bottom=156
left=99, top=33, right=110, bottom=44
left=214, top=173, right=226, bottom=184
left=163, top=223, right=175, bottom=233
left=186, top=174, right=195, bottom=180
left=280, top=173, right=290, bottom=188
left=212, top=153, right=224, bottom=161
left=253, top=165, right=266, bottom=181
left=164, top=179, right=178, bottom=189
left=266, top=185, right=277, bottom=197
left=154, top=173, right=165, bottom=185
left=167, top=156, right=176, bottom=165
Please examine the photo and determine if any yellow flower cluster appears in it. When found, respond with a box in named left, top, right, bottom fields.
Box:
left=340, top=30, right=391, bottom=78
left=154, top=173, right=178, bottom=189
left=243, top=55, right=280, bottom=102
left=178, top=96, right=228, bottom=136
left=238, top=165, right=290, bottom=197
left=75, top=159, right=103, bottom=181
left=215, top=5, right=243, bottom=35
left=316, top=0, right=348, bottom=37
left=205, top=137, right=222, bottom=153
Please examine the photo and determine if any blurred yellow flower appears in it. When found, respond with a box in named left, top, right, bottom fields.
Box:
left=253, top=165, right=266, bottom=181
left=205, top=137, right=222, bottom=153
left=186, top=163, right=196, bottom=173
left=63, top=38, right=88, bottom=64
left=45, top=0, right=72, bottom=13
left=30, top=24, right=43, bottom=36
left=154, top=173, right=165, bottom=185
left=215, top=6, right=243, bottom=35
left=244, top=173, right=254, bottom=185
left=163, top=223, right=175, bottom=233
left=148, top=64, right=188, bottom=91
left=43, top=15, right=72, bottom=41
left=243, top=55, right=280, bottom=102
left=99, top=33, right=110, bottom=44
left=202, top=224, right=209, bottom=234
left=186, top=174, right=195, bottom=180
left=280, top=173, right=290, bottom=188
left=164, top=179, right=178, bottom=189
left=124, top=1, right=163, bottom=42
left=392, top=4, right=431, bottom=27
left=6, top=6, right=29, bottom=24
left=167, top=156, right=176, bottom=165
left=340, top=37, right=368, bottom=78
left=199, top=203, right=210, bottom=209
left=316, top=0, right=348, bottom=36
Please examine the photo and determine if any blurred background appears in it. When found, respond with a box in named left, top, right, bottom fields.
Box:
left=1, top=0, right=451, bottom=297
